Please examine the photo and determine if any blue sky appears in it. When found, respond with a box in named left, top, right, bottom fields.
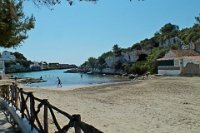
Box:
left=1, top=0, right=200, bottom=65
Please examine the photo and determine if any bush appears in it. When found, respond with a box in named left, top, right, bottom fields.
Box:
left=128, top=61, right=148, bottom=75
left=145, top=48, right=168, bottom=74
left=170, top=43, right=179, bottom=50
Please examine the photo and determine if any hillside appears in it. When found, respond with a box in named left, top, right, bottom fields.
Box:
left=80, top=22, right=200, bottom=75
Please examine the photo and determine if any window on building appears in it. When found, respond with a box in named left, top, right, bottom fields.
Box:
left=158, top=60, right=174, bottom=66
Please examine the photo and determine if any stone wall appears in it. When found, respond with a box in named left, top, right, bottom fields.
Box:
left=181, top=63, right=200, bottom=75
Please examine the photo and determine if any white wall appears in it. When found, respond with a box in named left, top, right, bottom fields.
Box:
left=158, top=70, right=181, bottom=76
left=174, top=59, right=180, bottom=67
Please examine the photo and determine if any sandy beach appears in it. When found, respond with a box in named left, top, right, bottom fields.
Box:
left=3, top=76, right=200, bottom=133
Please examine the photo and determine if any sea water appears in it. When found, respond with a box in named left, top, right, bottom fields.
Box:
left=11, top=69, right=122, bottom=87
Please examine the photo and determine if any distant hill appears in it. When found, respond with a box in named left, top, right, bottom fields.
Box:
left=1, top=51, right=77, bottom=73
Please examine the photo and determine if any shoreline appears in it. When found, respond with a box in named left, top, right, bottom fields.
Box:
left=16, top=75, right=130, bottom=91
left=19, top=78, right=135, bottom=91
left=10, top=69, right=132, bottom=89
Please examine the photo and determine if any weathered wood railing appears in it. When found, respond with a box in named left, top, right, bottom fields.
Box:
left=0, top=83, right=103, bottom=133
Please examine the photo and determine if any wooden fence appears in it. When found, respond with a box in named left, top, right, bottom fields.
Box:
left=0, top=83, right=103, bottom=133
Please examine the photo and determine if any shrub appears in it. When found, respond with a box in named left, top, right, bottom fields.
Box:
left=129, top=61, right=148, bottom=75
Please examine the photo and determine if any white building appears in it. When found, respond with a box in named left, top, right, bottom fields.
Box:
left=30, top=62, right=41, bottom=70
left=40, top=62, right=49, bottom=70
left=1, top=51, right=16, bottom=62
left=157, top=50, right=200, bottom=76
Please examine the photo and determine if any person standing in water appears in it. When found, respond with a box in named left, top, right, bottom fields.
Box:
left=57, top=77, right=62, bottom=87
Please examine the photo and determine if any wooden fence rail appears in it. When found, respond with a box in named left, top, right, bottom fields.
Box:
left=0, top=83, right=103, bottom=133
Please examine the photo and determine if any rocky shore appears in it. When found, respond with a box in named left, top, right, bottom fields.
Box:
left=64, top=68, right=89, bottom=73
left=9, top=76, right=46, bottom=84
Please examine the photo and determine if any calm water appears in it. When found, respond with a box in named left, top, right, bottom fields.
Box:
left=11, top=69, right=122, bottom=87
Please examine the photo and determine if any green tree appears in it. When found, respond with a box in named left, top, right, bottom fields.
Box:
left=96, top=56, right=106, bottom=70
left=159, top=23, right=179, bottom=41
left=195, top=13, right=200, bottom=24
left=160, top=23, right=179, bottom=35
left=17, top=60, right=32, bottom=68
left=145, top=48, right=168, bottom=74
left=131, top=43, right=141, bottom=50
left=80, top=61, right=89, bottom=68
left=12, top=52, right=32, bottom=68
left=13, top=52, right=27, bottom=61
left=0, top=0, right=35, bottom=48
left=178, top=24, right=200, bottom=43
left=113, top=44, right=122, bottom=56
left=87, top=57, right=97, bottom=69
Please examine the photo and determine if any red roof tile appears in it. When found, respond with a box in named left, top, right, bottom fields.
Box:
left=185, top=56, right=200, bottom=62
left=157, top=50, right=200, bottom=61
left=171, top=50, right=200, bottom=57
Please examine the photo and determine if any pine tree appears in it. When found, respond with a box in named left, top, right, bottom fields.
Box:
left=0, top=0, right=35, bottom=48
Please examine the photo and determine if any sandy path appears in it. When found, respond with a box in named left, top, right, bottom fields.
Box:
left=23, top=76, right=200, bottom=133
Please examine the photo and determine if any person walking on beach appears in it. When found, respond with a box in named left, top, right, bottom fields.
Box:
left=57, top=77, right=62, bottom=87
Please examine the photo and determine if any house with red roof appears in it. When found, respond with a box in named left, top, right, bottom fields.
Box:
left=157, top=49, right=200, bottom=75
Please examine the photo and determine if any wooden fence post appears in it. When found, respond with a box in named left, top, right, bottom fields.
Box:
left=29, top=92, right=34, bottom=130
left=1, top=85, right=5, bottom=98
left=12, top=83, right=19, bottom=108
left=10, top=85, right=14, bottom=103
left=15, top=87, right=19, bottom=109
left=0, top=85, right=3, bottom=97
left=44, top=99, right=49, bottom=133
left=74, top=114, right=81, bottom=133
left=10, top=83, right=17, bottom=105
left=20, top=88, right=25, bottom=118
left=5, top=85, right=9, bottom=100
left=0, top=85, right=2, bottom=97
left=1, top=85, right=7, bottom=98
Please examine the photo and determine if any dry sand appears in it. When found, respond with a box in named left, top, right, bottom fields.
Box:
left=7, top=76, right=200, bottom=132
